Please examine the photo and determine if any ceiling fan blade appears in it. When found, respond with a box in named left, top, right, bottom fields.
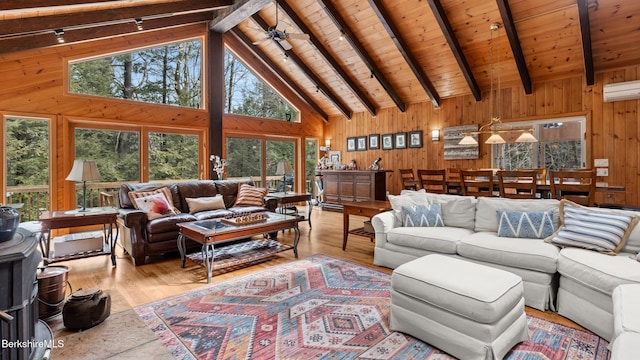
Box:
left=286, top=33, right=310, bottom=41
left=278, top=39, right=293, bottom=50
left=253, top=37, right=270, bottom=45
left=276, top=21, right=288, bottom=32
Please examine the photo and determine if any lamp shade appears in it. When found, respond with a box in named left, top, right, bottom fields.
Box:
left=275, top=161, right=293, bottom=176
left=66, top=160, right=102, bottom=182
left=515, top=131, right=538, bottom=143
left=458, top=135, right=479, bottom=145
left=485, top=133, right=506, bottom=144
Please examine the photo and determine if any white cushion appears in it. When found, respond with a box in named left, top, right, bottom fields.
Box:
left=457, top=232, right=560, bottom=273
left=391, top=254, right=523, bottom=323
left=185, top=195, right=225, bottom=214
left=612, top=284, right=640, bottom=338
left=557, top=248, right=640, bottom=295
left=610, top=332, right=640, bottom=360
left=386, top=226, right=472, bottom=254
left=474, top=197, right=559, bottom=233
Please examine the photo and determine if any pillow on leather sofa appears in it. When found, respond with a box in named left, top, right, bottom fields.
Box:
left=234, top=184, right=268, bottom=207
left=133, top=193, right=178, bottom=220
left=186, top=195, right=226, bottom=214
left=128, top=186, right=180, bottom=214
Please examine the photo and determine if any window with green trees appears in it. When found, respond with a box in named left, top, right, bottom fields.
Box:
left=69, top=38, right=202, bottom=108
left=74, top=128, right=140, bottom=182
left=224, top=48, right=299, bottom=122
left=148, top=132, right=199, bottom=180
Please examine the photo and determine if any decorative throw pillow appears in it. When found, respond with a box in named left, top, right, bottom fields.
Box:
left=128, top=186, right=180, bottom=213
left=234, top=184, right=268, bottom=207
left=388, top=193, right=428, bottom=226
left=497, top=210, right=555, bottom=239
left=133, top=193, right=177, bottom=220
left=545, top=200, right=639, bottom=254
left=400, top=204, right=444, bottom=227
left=185, top=195, right=226, bottom=214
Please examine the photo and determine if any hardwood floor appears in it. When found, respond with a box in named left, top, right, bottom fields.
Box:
left=57, top=205, right=582, bottom=330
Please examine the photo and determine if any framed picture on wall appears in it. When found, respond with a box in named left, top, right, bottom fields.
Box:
left=369, top=134, right=380, bottom=149
left=381, top=133, right=394, bottom=150
left=347, top=137, right=356, bottom=152
left=409, top=130, right=423, bottom=148
left=394, top=132, right=407, bottom=149
left=356, top=136, right=367, bottom=151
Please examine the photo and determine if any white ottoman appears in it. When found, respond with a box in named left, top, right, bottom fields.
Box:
left=390, top=254, right=529, bottom=360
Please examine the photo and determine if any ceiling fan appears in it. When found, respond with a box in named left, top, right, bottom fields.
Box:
left=252, top=1, right=309, bottom=51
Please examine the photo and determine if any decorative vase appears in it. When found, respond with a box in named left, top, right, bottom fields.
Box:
left=0, top=206, right=20, bottom=243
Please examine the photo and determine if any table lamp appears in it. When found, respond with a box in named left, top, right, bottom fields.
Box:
left=66, top=160, right=102, bottom=212
left=275, top=161, right=293, bottom=193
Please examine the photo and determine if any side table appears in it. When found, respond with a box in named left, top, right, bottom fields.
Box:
left=39, top=207, right=118, bottom=265
left=265, top=192, right=312, bottom=229
left=341, top=200, right=391, bottom=251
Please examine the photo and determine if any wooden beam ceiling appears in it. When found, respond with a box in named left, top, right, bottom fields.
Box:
left=280, top=0, right=378, bottom=116
left=425, top=0, right=481, bottom=102
left=577, top=0, right=595, bottom=86
left=368, top=0, right=441, bottom=107
left=252, top=13, right=351, bottom=119
left=316, top=0, right=406, bottom=112
left=496, top=0, right=532, bottom=94
left=209, top=0, right=272, bottom=33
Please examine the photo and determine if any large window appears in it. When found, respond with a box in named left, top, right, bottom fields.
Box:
left=494, top=116, right=586, bottom=171
left=74, top=128, right=140, bottom=182
left=4, top=116, right=50, bottom=220
left=224, top=48, right=299, bottom=122
left=69, top=38, right=203, bottom=108
left=148, top=132, right=199, bottom=180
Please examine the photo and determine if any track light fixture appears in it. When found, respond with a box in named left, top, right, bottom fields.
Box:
left=135, top=18, right=144, bottom=31
left=54, top=29, right=65, bottom=43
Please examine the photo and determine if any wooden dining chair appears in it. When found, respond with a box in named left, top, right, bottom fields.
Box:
left=460, top=169, right=495, bottom=197
left=497, top=170, right=538, bottom=199
left=446, top=168, right=461, bottom=194
left=399, top=169, right=419, bottom=190
left=417, top=169, right=447, bottom=194
left=549, top=169, right=596, bottom=206
left=517, top=168, right=547, bottom=185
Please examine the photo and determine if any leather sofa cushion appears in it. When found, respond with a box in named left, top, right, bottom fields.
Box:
left=557, top=248, right=640, bottom=295
left=457, top=232, right=559, bottom=273
left=194, top=209, right=234, bottom=220
left=146, top=213, right=197, bottom=235
left=176, top=180, right=218, bottom=212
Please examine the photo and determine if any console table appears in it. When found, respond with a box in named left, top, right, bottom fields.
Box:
left=319, top=169, right=390, bottom=210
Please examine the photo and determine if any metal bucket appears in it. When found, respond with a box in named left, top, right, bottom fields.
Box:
left=37, top=265, right=70, bottom=319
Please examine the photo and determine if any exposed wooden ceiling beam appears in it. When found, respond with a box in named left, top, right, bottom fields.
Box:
left=0, top=0, right=232, bottom=37
left=496, top=0, right=532, bottom=94
left=368, top=0, right=441, bottom=107
left=424, top=0, right=481, bottom=102
left=0, top=0, right=107, bottom=11
left=0, top=13, right=211, bottom=55
left=252, top=14, right=352, bottom=119
left=279, top=1, right=377, bottom=116
left=577, top=0, right=595, bottom=85
left=209, top=0, right=272, bottom=33
left=317, top=0, right=406, bottom=112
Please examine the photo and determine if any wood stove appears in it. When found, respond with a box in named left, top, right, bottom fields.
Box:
left=0, top=226, right=53, bottom=360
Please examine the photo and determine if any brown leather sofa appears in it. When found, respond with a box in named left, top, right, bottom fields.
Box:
left=117, top=179, right=277, bottom=265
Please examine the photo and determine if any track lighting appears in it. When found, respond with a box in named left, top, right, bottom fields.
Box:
left=283, top=54, right=289, bottom=62
left=338, top=30, right=345, bottom=41
left=135, top=18, right=143, bottom=31
left=54, top=29, right=65, bottom=44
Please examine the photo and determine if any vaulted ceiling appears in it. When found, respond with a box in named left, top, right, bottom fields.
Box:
left=2, top=0, right=639, bottom=121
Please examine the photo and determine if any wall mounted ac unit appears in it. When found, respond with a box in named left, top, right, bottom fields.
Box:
left=603, top=80, right=640, bottom=102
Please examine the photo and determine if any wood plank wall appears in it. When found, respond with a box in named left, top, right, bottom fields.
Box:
left=0, top=23, right=326, bottom=210
left=325, top=69, right=640, bottom=207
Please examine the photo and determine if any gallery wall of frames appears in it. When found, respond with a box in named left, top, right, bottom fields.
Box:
left=347, top=130, right=423, bottom=152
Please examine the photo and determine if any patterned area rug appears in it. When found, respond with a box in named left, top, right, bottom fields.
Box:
left=135, top=255, right=610, bottom=360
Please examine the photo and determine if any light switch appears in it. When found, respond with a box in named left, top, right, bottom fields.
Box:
left=596, top=168, right=608, bottom=176
left=594, top=158, right=609, bottom=167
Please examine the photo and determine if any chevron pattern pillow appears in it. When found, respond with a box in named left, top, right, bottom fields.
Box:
left=497, top=210, right=555, bottom=239
left=401, top=204, right=444, bottom=227
left=545, top=200, right=639, bottom=254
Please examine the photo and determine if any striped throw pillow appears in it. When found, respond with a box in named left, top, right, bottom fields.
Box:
left=234, top=184, right=267, bottom=207
left=401, top=204, right=444, bottom=227
left=128, top=186, right=180, bottom=214
left=545, top=200, right=639, bottom=254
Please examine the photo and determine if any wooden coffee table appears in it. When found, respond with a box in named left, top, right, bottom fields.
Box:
left=177, top=212, right=299, bottom=283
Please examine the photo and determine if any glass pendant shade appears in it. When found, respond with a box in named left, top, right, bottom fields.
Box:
left=485, top=132, right=506, bottom=144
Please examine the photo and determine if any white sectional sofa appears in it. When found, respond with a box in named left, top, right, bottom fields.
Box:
left=371, top=190, right=640, bottom=347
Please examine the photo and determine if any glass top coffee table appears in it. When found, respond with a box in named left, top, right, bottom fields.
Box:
left=177, top=212, right=299, bottom=283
